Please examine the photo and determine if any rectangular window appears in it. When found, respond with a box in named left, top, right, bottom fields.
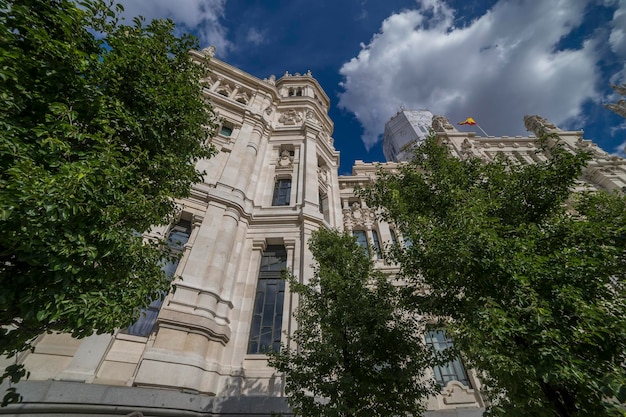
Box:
left=352, top=230, right=368, bottom=255
left=272, top=178, right=291, bottom=206
left=127, top=220, right=191, bottom=337
left=219, top=124, right=233, bottom=137
left=248, top=245, right=287, bottom=354
left=425, top=330, right=471, bottom=387
left=371, top=229, right=382, bottom=259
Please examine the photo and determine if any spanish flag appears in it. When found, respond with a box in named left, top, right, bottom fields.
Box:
left=458, top=117, right=476, bottom=125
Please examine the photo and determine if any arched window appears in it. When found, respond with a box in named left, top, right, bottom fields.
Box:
left=390, top=229, right=398, bottom=245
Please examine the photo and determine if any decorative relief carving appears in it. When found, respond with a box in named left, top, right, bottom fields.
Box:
left=306, top=110, right=320, bottom=125
left=318, top=166, right=329, bottom=184
left=432, top=115, right=454, bottom=132
left=276, top=149, right=294, bottom=171
left=343, top=202, right=375, bottom=229
left=278, top=109, right=303, bottom=125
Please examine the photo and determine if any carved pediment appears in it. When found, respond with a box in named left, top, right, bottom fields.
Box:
left=343, top=202, right=375, bottom=229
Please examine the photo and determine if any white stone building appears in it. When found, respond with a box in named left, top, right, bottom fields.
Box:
left=1, top=49, right=625, bottom=417
left=383, top=109, right=434, bottom=162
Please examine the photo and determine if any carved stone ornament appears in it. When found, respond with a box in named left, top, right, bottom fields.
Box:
left=441, top=381, right=478, bottom=405
left=432, top=115, right=454, bottom=132
left=342, top=202, right=375, bottom=229
left=201, top=45, right=216, bottom=57
left=305, top=110, right=320, bottom=125
left=524, top=115, right=557, bottom=137
left=279, top=109, right=303, bottom=125
left=276, top=150, right=294, bottom=170
left=460, top=138, right=474, bottom=159
left=234, top=91, right=250, bottom=105
left=317, top=166, right=329, bottom=184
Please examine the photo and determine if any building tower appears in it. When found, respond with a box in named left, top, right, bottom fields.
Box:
left=382, top=109, right=434, bottom=162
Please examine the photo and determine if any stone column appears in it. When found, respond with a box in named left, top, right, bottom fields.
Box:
left=234, top=123, right=264, bottom=193
left=166, top=205, right=240, bottom=325
left=218, top=115, right=265, bottom=195
left=302, top=125, right=321, bottom=213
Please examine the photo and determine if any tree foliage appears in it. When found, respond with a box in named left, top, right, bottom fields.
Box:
left=0, top=0, right=216, bottom=395
left=268, top=228, right=436, bottom=417
left=361, top=135, right=626, bottom=417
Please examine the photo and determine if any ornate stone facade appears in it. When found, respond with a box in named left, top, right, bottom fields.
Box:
left=3, top=53, right=624, bottom=417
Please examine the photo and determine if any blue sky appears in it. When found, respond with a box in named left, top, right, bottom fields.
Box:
left=120, top=0, right=626, bottom=174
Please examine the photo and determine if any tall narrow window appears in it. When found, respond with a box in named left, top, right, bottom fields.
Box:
left=248, top=245, right=287, bottom=354
left=371, top=230, right=382, bottom=259
left=352, top=230, right=368, bottom=255
left=127, top=219, right=192, bottom=337
left=272, top=178, right=291, bottom=206
left=425, top=330, right=471, bottom=387
left=390, top=229, right=398, bottom=245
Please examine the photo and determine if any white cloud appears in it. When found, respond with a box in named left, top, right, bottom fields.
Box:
left=246, top=28, right=266, bottom=46
left=338, top=0, right=603, bottom=150
left=118, top=0, right=231, bottom=54
left=608, top=1, right=626, bottom=83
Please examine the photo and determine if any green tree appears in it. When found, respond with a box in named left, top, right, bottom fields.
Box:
left=362, top=135, right=626, bottom=417
left=268, top=228, right=436, bottom=417
left=0, top=0, right=216, bottom=400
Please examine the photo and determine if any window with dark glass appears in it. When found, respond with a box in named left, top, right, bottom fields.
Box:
left=318, top=190, right=326, bottom=214
left=425, top=330, right=471, bottom=387
left=371, top=230, right=382, bottom=259
left=127, top=219, right=192, bottom=337
left=248, top=245, right=287, bottom=354
left=390, top=229, right=398, bottom=245
left=352, top=230, right=368, bottom=255
left=219, top=124, right=233, bottom=137
left=272, top=178, right=291, bottom=206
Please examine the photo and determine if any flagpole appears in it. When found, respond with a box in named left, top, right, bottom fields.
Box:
left=458, top=117, right=489, bottom=136
left=475, top=123, right=489, bottom=136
